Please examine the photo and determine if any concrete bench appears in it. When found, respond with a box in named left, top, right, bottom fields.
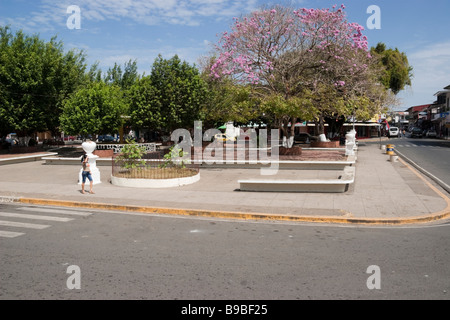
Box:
left=238, top=166, right=355, bottom=193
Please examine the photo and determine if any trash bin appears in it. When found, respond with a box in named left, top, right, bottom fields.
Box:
left=386, top=144, right=395, bottom=155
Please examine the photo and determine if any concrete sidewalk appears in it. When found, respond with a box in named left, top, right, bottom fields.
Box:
left=0, top=143, right=449, bottom=225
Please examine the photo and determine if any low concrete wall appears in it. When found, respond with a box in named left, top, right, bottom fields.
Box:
left=42, top=156, right=357, bottom=170
left=0, top=153, right=58, bottom=165
left=42, top=157, right=112, bottom=166
left=199, top=158, right=356, bottom=170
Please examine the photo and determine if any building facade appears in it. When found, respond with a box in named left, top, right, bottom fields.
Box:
left=431, top=85, right=450, bottom=139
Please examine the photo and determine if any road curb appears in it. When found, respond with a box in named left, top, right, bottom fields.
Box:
left=11, top=195, right=450, bottom=226
left=395, top=149, right=450, bottom=194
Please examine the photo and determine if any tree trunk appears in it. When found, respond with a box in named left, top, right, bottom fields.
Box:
left=280, top=119, right=289, bottom=148
left=288, top=117, right=297, bottom=148
left=280, top=117, right=295, bottom=148
left=317, top=115, right=325, bottom=136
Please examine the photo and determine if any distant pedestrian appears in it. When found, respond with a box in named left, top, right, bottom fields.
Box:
left=81, top=154, right=94, bottom=194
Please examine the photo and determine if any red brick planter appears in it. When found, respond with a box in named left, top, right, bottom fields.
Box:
left=278, top=146, right=302, bottom=156
left=9, top=146, right=42, bottom=154
left=310, top=141, right=340, bottom=148
left=94, top=149, right=114, bottom=158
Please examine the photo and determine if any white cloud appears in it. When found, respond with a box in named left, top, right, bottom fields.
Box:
left=83, top=39, right=212, bottom=74
left=4, top=0, right=259, bottom=31
left=395, top=41, right=450, bottom=110
left=409, top=42, right=450, bottom=95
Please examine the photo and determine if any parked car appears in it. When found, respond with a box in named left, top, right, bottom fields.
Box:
left=294, top=133, right=319, bottom=143
left=411, top=127, right=423, bottom=138
left=4, top=133, right=18, bottom=146
left=97, top=135, right=117, bottom=143
left=426, top=129, right=437, bottom=138
left=388, top=127, right=399, bottom=138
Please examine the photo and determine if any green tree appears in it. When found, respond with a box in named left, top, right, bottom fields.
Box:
left=128, top=76, right=163, bottom=131
left=59, top=81, right=126, bottom=137
left=104, top=59, right=139, bottom=90
left=85, top=62, right=103, bottom=83
left=371, top=43, right=413, bottom=95
left=0, top=26, right=86, bottom=141
left=202, top=79, right=260, bottom=126
left=149, top=54, right=208, bottom=133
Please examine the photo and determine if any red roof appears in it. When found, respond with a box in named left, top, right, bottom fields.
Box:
left=409, top=104, right=431, bottom=113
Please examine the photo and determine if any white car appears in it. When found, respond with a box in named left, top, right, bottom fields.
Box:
left=426, top=129, right=437, bottom=138
left=388, top=127, right=399, bottom=138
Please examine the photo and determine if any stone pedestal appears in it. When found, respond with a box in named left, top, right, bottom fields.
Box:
left=78, top=141, right=101, bottom=185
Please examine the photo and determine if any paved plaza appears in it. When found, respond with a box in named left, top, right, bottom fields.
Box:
left=0, top=142, right=449, bottom=225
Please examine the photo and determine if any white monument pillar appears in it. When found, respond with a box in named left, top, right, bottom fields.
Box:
left=345, top=130, right=356, bottom=156
left=78, top=140, right=101, bottom=185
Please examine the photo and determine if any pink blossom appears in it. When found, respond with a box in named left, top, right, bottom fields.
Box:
left=210, top=4, right=372, bottom=88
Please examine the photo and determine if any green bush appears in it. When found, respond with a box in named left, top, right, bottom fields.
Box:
left=160, top=145, right=191, bottom=169
left=114, top=139, right=147, bottom=170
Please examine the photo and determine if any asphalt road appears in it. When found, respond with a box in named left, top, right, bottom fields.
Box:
left=1, top=203, right=450, bottom=304
left=382, top=137, right=450, bottom=192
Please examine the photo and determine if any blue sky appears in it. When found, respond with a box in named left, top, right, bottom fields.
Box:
left=1, top=0, right=449, bottom=111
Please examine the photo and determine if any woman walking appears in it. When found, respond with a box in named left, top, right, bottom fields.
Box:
left=81, top=154, right=95, bottom=194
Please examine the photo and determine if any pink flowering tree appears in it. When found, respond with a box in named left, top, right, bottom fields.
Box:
left=211, top=4, right=379, bottom=146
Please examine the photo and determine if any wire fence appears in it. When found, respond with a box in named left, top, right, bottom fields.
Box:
left=112, top=151, right=199, bottom=180
left=97, top=142, right=157, bottom=154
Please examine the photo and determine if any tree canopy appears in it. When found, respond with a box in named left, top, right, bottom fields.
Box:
left=129, top=54, right=208, bottom=134
left=129, top=76, right=162, bottom=131
left=1, top=16, right=413, bottom=146
left=59, top=81, right=126, bottom=137
left=371, top=42, right=413, bottom=95
left=104, top=59, right=140, bottom=91
left=0, top=26, right=86, bottom=139
left=208, top=5, right=397, bottom=144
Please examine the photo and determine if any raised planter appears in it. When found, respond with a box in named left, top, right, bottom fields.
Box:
left=9, top=146, right=43, bottom=154
left=111, top=172, right=200, bottom=188
left=94, top=149, right=114, bottom=158
left=310, top=141, right=340, bottom=148
left=278, top=146, right=302, bottom=156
